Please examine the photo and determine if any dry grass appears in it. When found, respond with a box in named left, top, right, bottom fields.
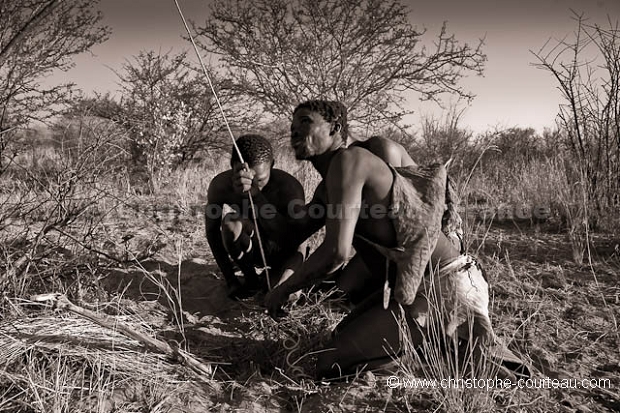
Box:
left=1, top=135, right=619, bottom=412
left=0, top=311, right=215, bottom=412
left=392, top=303, right=500, bottom=412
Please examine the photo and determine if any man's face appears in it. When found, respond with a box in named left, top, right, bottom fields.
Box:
left=251, top=161, right=272, bottom=190
left=290, top=108, right=336, bottom=160
left=232, top=160, right=272, bottom=191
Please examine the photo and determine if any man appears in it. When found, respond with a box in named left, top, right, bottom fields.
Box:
left=282, top=105, right=463, bottom=304
left=265, top=101, right=527, bottom=380
left=350, top=135, right=464, bottom=252
left=335, top=135, right=464, bottom=302
left=206, top=134, right=305, bottom=299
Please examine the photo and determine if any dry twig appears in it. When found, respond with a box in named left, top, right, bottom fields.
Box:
left=30, top=293, right=220, bottom=393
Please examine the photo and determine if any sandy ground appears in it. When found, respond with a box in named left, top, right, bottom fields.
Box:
left=95, top=222, right=620, bottom=412
left=4, top=206, right=618, bottom=412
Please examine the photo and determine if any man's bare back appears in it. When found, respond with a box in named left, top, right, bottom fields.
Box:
left=308, top=135, right=415, bottom=206
left=264, top=101, right=518, bottom=381
left=350, top=135, right=416, bottom=168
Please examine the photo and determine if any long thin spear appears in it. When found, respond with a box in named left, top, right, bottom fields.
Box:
left=172, top=0, right=271, bottom=290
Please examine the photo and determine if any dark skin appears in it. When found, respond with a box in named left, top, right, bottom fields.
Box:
left=333, top=136, right=417, bottom=299
left=350, top=135, right=416, bottom=168
left=265, top=107, right=459, bottom=378
left=311, top=135, right=416, bottom=200
left=206, top=160, right=305, bottom=299
left=276, top=135, right=419, bottom=302
left=285, top=135, right=461, bottom=301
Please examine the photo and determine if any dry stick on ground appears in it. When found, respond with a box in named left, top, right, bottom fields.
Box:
left=31, top=293, right=221, bottom=393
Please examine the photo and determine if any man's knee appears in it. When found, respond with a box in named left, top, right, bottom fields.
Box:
left=221, top=214, right=253, bottom=259
left=316, top=349, right=343, bottom=380
left=221, top=213, right=243, bottom=239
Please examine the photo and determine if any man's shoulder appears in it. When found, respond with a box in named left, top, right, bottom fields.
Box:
left=351, top=135, right=394, bottom=150
left=327, top=146, right=382, bottom=181
left=339, top=145, right=380, bottom=164
left=267, top=169, right=304, bottom=200
left=351, top=136, right=416, bottom=167
left=270, top=168, right=302, bottom=184
left=209, top=170, right=233, bottom=188
left=207, top=170, right=234, bottom=203
left=365, top=136, right=407, bottom=156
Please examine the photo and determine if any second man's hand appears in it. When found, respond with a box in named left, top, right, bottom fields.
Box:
left=232, top=162, right=259, bottom=197
left=264, top=285, right=290, bottom=320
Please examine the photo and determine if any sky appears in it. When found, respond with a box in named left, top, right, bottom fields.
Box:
left=46, top=0, right=620, bottom=135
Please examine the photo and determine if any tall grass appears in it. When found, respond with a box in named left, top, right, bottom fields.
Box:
left=391, top=263, right=505, bottom=413
left=459, top=151, right=596, bottom=264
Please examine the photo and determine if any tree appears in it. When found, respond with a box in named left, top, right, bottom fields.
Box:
left=0, top=0, right=110, bottom=170
left=532, top=12, right=620, bottom=220
left=194, top=0, right=486, bottom=131
left=75, top=51, right=258, bottom=191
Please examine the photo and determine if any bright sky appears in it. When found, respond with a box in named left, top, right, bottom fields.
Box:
left=47, top=0, right=620, bottom=135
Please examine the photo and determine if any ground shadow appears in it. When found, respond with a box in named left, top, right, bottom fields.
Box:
left=103, top=258, right=243, bottom=319
left=102, top=257, right=289, bottom=382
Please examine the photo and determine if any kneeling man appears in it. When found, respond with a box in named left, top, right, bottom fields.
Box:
left=206, top=134, right=305, bottom=299
left=265, top=101, right=528, bottom=380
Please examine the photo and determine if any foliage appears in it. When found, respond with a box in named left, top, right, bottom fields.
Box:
left=475, top=127, right=561, bottom=169
left=49, top=114, right=129, bottom=175
left=0, top=120, right=125, bottom=296
left=0, top=0, right=110, bottom=171
left=194, top=0, right=486, bottom=130
left=532, top=12, right=620, bottom=224
left=417, top=106, right=473, bottom=165
left=75, top=51, right=259, bottom=192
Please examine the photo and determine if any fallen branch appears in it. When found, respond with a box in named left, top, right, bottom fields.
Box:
left=31, top=293, right=220, bottom=392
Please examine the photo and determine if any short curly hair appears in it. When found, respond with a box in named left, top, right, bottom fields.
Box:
left=293, top=100, right=348, bottom=142
left=230, top=134, right=274, bottom=167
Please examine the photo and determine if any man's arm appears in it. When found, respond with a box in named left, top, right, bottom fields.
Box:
left=281, top=182, right=329, bottom=249
left=274, top=241, right=307, bottom=289
left=205, top=175, right=238, bottom=289
left=266, top=151, right=364, bottom=309
left=248, top=172, right=305, bottom=244
left=271, top=182, right=327, bottom=287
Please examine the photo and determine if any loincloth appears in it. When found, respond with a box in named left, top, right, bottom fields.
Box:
left=407, top=254, right=492, bottom=340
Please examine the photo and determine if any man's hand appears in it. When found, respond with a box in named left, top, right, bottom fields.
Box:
left=227, top=277, right=262, bottom=300
left=232, top=163, right=259, bottom=197
left=264, top=285, right=289, bottom=320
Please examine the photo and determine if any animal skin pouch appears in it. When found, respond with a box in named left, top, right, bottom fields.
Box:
left=357, top=164, right=447, bottom=306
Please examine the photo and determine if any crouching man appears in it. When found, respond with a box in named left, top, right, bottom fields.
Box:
left=206, top=134, right=306, bottom=299
left=265, top=100, right=529, bottom=380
